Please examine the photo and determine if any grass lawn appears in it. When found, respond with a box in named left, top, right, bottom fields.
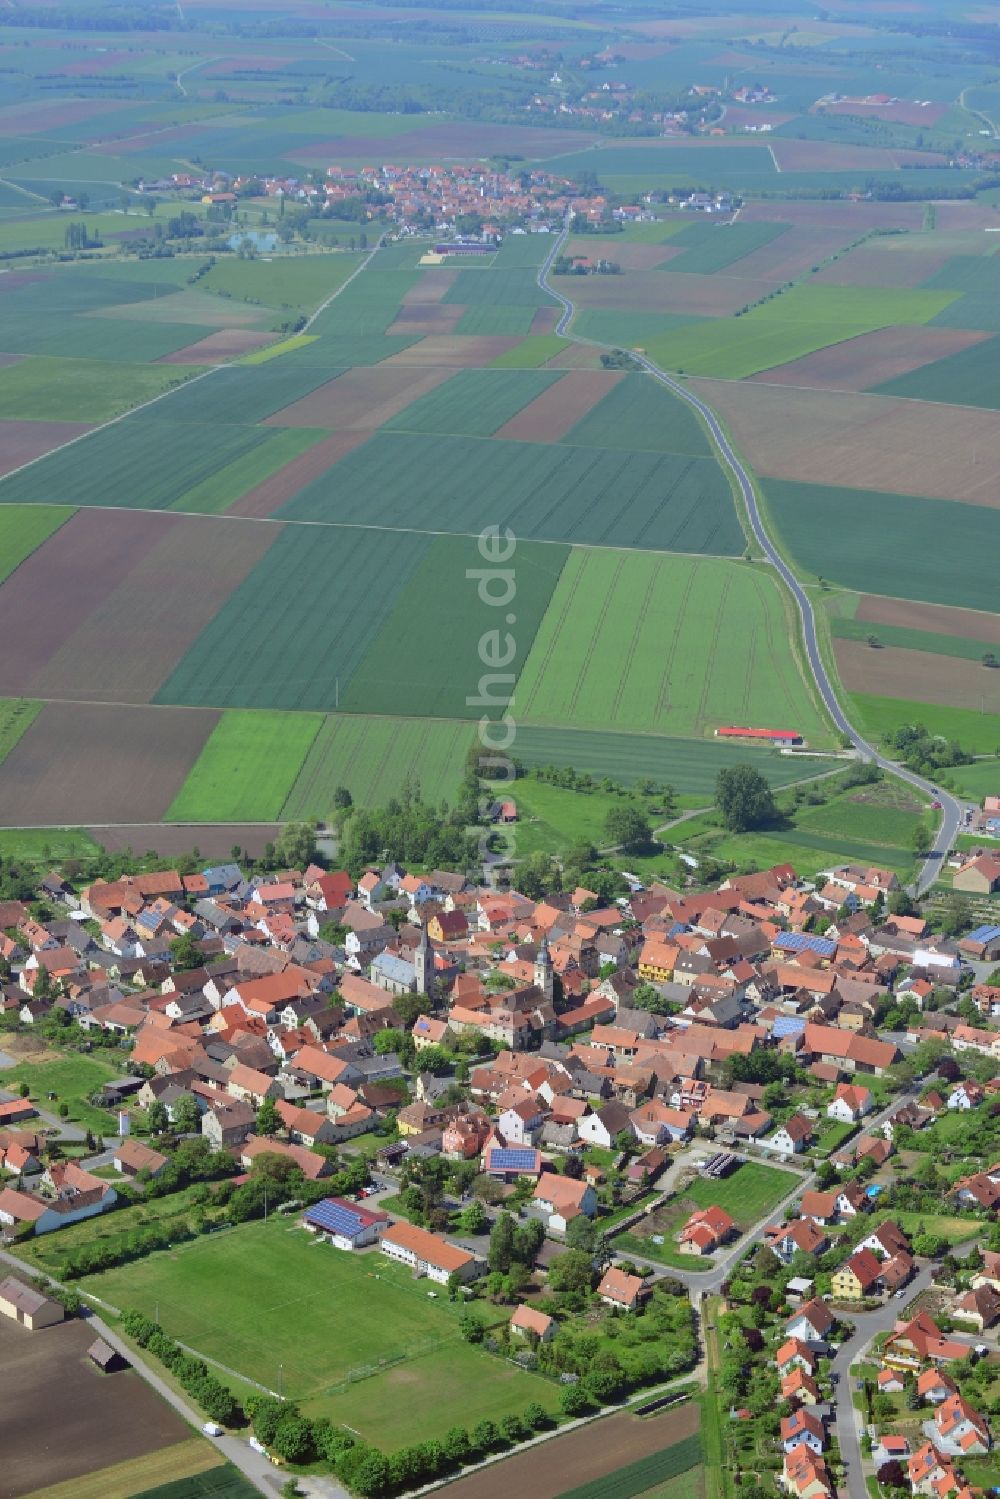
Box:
left=0, top=356, right=194, bottom=422
left=498, top=777, right=671, bottom=859
left=0, top=826, right=102, bottom=861
left=892, top=1211, right=979, bottom=1244
left=12, top=1183, right=221, bottom=1277
left=813, top=1120, right=857, bottom=1156
left=850, top=694, right=1000, bottom=757
left=165, top=709, right=323, bottom=822
left=683, top=1162, right=793, bottom=1226
left=0, top=505, right=75, bottom=585
left=75, top=1218, right=556, bottom=1445
left=946, top=760, right=1000, bottom=799
left=0, top=1049, right=122, bottom=1134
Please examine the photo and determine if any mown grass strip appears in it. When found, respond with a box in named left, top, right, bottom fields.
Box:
left=238, top=334, right=318, bottom=365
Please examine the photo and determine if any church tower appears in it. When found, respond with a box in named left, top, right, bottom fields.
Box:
left=415, top=924, right=435, bottom=999
left=534, top=931, right=553, bottom=1003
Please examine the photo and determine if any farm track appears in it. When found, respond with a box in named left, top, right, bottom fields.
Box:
left=537, top=216, right=960, bottom=893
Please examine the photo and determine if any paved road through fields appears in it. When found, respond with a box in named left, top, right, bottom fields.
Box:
left=537, top=220, right=961, bottom=894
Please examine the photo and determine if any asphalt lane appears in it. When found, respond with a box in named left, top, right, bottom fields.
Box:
left=536, top=222, right=960, bottom=895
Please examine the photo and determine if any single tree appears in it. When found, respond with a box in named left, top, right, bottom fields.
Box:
left=255, top=1098, right=281, bottom=1137
left=603, top=805, right=652, bottom=853
left=715, top=765, right=777, bottom=833
left=171, top=1093, right=200, bottom=1135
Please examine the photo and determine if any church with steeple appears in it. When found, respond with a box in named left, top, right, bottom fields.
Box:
left=534, top=932, right=553, bottom=1003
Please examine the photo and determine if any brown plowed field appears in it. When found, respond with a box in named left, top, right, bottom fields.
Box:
left=0, top=97, right=127, bottom=133
left=857, top=595, right=1000, bottom=644
left=543, top=343, right=603, bottom=368
left=441, top=1401, right=700, bottom=1499
left=812, top=246, right=950, bottom=288
left=739, top=200, right=925, bottom=230
left=0, top=352, right=24, bottom=364
left=724, top=105, right=795, bottom=128
left=386, top=303, right=465, bottom=336
left=382, top=334, right=522, bottom=365
left=770, top=139, right=947, bottom=171
left=291, top=122, right=598, bottom=164
left=0, top=1315, right=192, bottom=1498
left=494, top=369, right=622, bottom=441
left=227, top=431, right=371, bottom=516
left=836, top=638, right=1000, bottom=712
left=566, top=268, right=774, bottom=315
left=20, top=514, right=277, bottom=702
left=0, top=509, right=172, bottom=692
left=91, top=822, right=284, bottom=857
left=747, top=327, right=989, bottom=391
left=266, top=365, right=453, bottom=429
left=530, top=305, right=561, bottom=333
left=401, top=272, right=456, bottom=304
left=691, top=379, right=1000, bottom=503
left=0, top=702, right=218, bottom=825
left=728, top=226, right=852, bottom=283
left=568, top=238, right=682, bottom=269
left=0, top=419, right=93, bottom=475
left=818, top=99, right=950, bottom=126
left=159, top=328, right=278, bottom=363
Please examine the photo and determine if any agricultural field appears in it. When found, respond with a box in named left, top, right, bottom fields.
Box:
left=76, top=1217, right=557, bottom=1447
left=0, top=698, right=42, bottom=766
left=516, top=549, right=831, bottom=743
left=871, top=333, right=1000, bottom=408
left=282, top=714, right=474, bottom=818
left=382, top=367, right=563, bottom=437
left=762, top=479, right=999, bottom=612
left=0, top=504, right=73, bottom=583
left=165, top=710, right=323, bottom=822
left=0, top=356, right=194, bottom=422
left=660, top=219, right=790, bottom=274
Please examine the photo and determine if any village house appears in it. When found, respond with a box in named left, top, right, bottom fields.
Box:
left=380, top=1222, right=480, bottom=1284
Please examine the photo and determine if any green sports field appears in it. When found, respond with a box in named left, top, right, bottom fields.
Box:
left=165, top=710, right=323, bottom=822
left=281, top=714, right=475, bottom=818
left=0, top=504, right=74, bottom=583
left=77, top=1218, right=556, bottom=1446
left=516, top=549, right=831, bottom=743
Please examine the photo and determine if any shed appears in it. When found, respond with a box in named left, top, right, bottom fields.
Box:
left=88, top=1337, right=128, bottom=1372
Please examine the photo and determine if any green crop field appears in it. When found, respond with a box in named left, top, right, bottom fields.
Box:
left=0, top=698, right=42, bottom=766
left=0, top=356, right=195, bottom=422
left=930, top=294, right=1000, bottom=333
left=923, top=255, right=1000, bottom=296
left=279, top=431, right=744, bottom=554
left=563, top=373, right=710, bottom=455
left=660, top=220, right=789, bottom=275
left=870, top=333, right=1000, bottom=409
left=513, top=724, right=832, bottom=795
left=77, top=1217, right=556, bottom=1445
left=492, top=234, right=555, bottom=268
left=442, top=267, right=555, bottom=309
left=794, top=790, right=924, bottom=847
left=165, top=710, right=323, bottom=822
left=155, top=525, right=431, bottom=712
left=490, top=335, right=570, bottom=367
left=0, top=418, right=273, bottom=511
left=747, top=284, right=958, bottom=329
left=764, top=479, right=999, bottom=612
left=571, top=311, right=699, bottom=349
left=384, top=367, right=562, bottom=437
left=129, top=1462, right=260, bottom=1499
left=516, top=549, right=830, bottom=742
left=0, top=504, right=73, bottom=582
left=831, top=615, right=1000, bottom=663
left=281, top=714, right=474, bottom=817
left=172, top=429, right=329, bottom=515
left=200, top=250, right=365, bottom=312
left=341, top=533, right=568, bottom=720
left=850, top=693, right=1000, bottom=756
left=144, top=362, right=345, bottom=426
left=454, top=304, right=537, bottom=335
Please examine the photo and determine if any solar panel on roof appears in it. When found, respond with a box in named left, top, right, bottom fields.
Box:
left=774, top=932, right=836, bottom=957
left=967, top=925, right=1000, bottom=944
left=489, top=1147, right=537, bottom=1170
left=306, top=1199, right=363, bottom=1237
left=773, top=1015, right=806, bottom=1037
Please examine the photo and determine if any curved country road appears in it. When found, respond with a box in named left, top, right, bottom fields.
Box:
left=537, top=219, right=961, bottom=894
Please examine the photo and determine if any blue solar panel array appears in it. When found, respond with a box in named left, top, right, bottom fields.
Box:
left=967, top=925, right=1000, bottom=944
left=773, top=932, right=837, bottom=957
left=773, top=1015, right=806, bottom=1037
left=306, top=1199, right=364, bottom=1238
left=488, top=1147, right=538, bottom=1171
